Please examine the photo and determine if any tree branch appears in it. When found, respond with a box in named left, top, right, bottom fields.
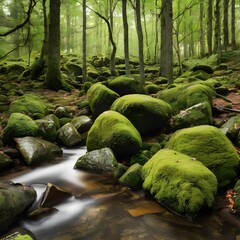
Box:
left=0, top=0, right=37, bottom=37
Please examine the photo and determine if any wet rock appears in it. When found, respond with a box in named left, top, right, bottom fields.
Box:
left=40, top=183, right=72, bottom=208
left=113, top=163, right=128, bottom=178
left=35, top=119, right=58, bottom=142
left=2, top=113, right=38, bottom=145
left=57, top=123, right=82, bottom=147
left=166, top=125, right=240, bottom=187
left=74, top=147, right=118, bottom=173
left=171, top=101, right=213, bottom=130
left=220, top=114, right=240, bottom=140
left=0, top=180, right=36, bottom=232
left=1, top=227, right=37, bottom=240
left=15, top=136, right=63, bottom=165
left=0, top=152, right=14, bottom=171
left=66, top=63, right=82, bottom=76
left=87, top=82, right=119, bottom=118
left=71, top=115, right=93, bottom=133
left=130, top=151, right=151, bottom=166
left=142, top=149, right=217, bottom=219
left=54, top=106, right=72, bottom=118
left=86, top=110, right=142, bottom=159
left=111, top=94, right=172, bottom=135
left=119, top=163, right=143, bottom=190
left=157, top=83, right=214, bottom=114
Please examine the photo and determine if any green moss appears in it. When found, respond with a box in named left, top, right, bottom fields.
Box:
left=111, top=94, right=172, bottom=135
left=86, top=110, right=142, bottom=159
left=142, top=149, right=217, bottom=218
left=107, top=75, right=141, bottom=96
left=9, top=94, right=49, bottom=119
left=157, top=83, right=214, bottom=114
left=166, top=125, right=240, bottom=187
left=2, top=113, right=38, bottom=145
left=119, top=163, right=143, bottom=190
left=87, top=83, right=119, bottom=118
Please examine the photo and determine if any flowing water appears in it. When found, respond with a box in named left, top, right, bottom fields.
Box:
left=0, top=147, right=240, bottom=240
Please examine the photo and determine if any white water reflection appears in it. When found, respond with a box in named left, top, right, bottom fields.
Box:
left=12, top=147, right=87, bottom=188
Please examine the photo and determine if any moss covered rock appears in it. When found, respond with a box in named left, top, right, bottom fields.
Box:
left=57, top=123, right=82, bottom=147
left=2, top=113, right=38, bottom=145
left=111, top=94, right=172, bottom=135
left=0, top=153, right=14, bottom=171
left=119, top=163, right=143, bottom=190
left=9, top=94, right=49, bottom=119
left=171, top=101, right=213, bottom=130
left=86, top=110, right=142, bottom=159
left=156, top=83, right=214, bottom=114
left=107, top=75, right=141, bottom=96
left=15, top=137, right=63, bottom=165
left=74, top=147, right=118, bottom=173
left=87, top=83, right=119, bottom=118
left=220, top=114, right=240, bottom=140
left=71, top=115, right=93, bottom=133
left=0, top=180, right=36, bottom=232
left=166, top=125, right=240, bottom=187
left=142, top=149, right=217, bottom=218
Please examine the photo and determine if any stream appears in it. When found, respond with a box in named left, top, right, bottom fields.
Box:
left=0, top=147, right=240, bottom=240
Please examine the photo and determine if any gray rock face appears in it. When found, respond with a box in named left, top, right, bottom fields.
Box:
left=0, top=180, right=36, bottom=232
left=74, top=147, right=118, bottom=173
left=15, top=136, right=63, bottom=165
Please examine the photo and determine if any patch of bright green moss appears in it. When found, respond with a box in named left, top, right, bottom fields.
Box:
left=86, top=110, right=142, bottom=159
left=142, top=149, right=217, bottom=218
left=166, top=125, right=240, bottom=187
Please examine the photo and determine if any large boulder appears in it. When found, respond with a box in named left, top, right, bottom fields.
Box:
left=86, top=110, right=142, bottom=159
left=156, top=83, right=214, bottom=114
left=9, top=94, right=49, bottom=119
left=142, top=149, right=218, bottom=218
left=0, top=180, right=36, bottom=232
left=107, top=75, right=141, bottom=96
left=111, top=94, right=172, bottom=135
left=74, top=147, right=118, bottom=173
left=15, top=136, right=63, bottom=165
left=166, top=125, right=240, bottom=187
left=87, top=83, right=119, bottom=118
left=2, top=113, right=38, bottom=145
left=170, top=101, right=213, bottom=130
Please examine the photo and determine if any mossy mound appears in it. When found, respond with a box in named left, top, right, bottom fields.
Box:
left=9, top=94, right=49, bottom=119
left=87, top=83, right=119, bottom=118
left=2, top=113, right=38, bottom=145
left=156, top=83, right=214, bottom=114
left=171, top=101, right=213, bottom=130
left=142, top=149, right=218, bottom=218
left=166, top=125, right=240, bottom=187
left=111, top=94, right=172, bottom=135
left=86, top=110, right=142, bottom=159
left=107, top=75, right=141, bottom=96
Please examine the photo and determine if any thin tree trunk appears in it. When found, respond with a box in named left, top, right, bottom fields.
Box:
left=200, top=0, right=205, bottom=57
left=154, top=0, right=159, bottom=63
left=223, top=0, right=229, bottom=51
left=160, top=0, right=173, bottom=84
left=122, top=0, right=130, bottom=75
left=136, top=0, right=145, bottom=89
left=82, top=0, right=87, bottom=83
left=214, top=0, right=222, bottom=64
left=40, top=0, right=48, bottom=61
left=207, top=0, right=213, bottom=55
left=142, top=0, right=150, bottom=61
left=231, top=0, right=237, bottom=49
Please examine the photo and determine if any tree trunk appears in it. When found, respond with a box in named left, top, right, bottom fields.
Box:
left=231, top=0, right=237, bottom=49
left=214, top=0, right=222, bottom=64
left=207, top=0, right=213, bottom=55
left=189, top=8, right=195, bottom=57
left=136, top=0, right=145, bottom=89
left=154, top=0, right=159, bottom=63
left=122, top=0, right=130, bottom=75
left=40, top=0, right=48, bottom=61
left=160, top=0, right=173, bottom=84
left=200, top=0, right=205, bottom=58
left=45, top=0, right=71, bottom=91
left=82, top=0, right=87, bottom=83
left=142, top=0, right=150, bottom=61
left=223, top=0, right=229, bottom=51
